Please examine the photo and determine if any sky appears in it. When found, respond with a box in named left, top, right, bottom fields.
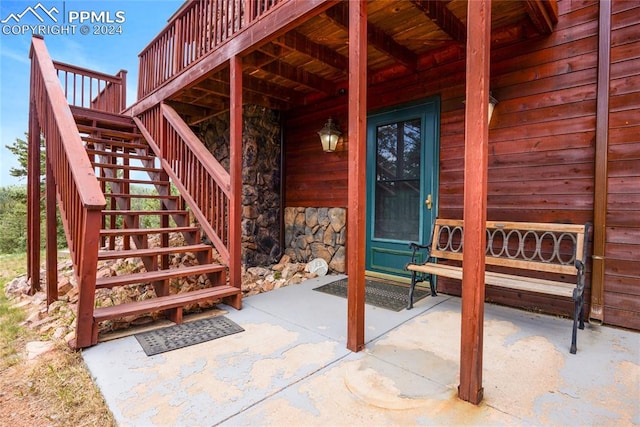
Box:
left=0, top=0, right=184, bottom=187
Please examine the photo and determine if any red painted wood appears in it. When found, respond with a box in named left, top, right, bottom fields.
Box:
left=45, top=158, right=57, bottom=305
left=30, top=37, right=105, bottom=348
left=346, top=0, right=367, bottom=353
left=27, top=94, right=41, bottom=295
left=133, top=0, right=339, bottom=114
left=459, top=0, right=491, bottom=405
left=228, top=55, right=243, bottom=308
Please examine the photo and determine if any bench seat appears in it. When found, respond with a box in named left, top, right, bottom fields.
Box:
left=407, top=263, right=575, bottom=298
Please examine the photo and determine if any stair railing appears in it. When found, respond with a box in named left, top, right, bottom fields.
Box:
left=28, top=36, right=106, bottom=348
left=53, top=60, right=127, bottom=113
left=137, top=0, right=284, bottom=98
left=135, top=104, right=231, bottom=263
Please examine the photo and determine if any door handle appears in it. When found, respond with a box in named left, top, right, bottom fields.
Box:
left=425, top=194, right=432, bottom=210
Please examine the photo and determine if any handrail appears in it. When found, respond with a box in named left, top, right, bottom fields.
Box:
left=29, top=36, right=106, bottom=348
left=137, top=0, right=284, bottom=98
left=135, top=104, right=231, bottom=263
left=53, top=60, right=127, bottom=113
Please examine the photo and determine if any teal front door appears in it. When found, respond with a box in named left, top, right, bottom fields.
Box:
left=366, top=98, right=439, bottom=278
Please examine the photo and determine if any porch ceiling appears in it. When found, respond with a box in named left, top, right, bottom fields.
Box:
left=167, top=0, right=557, bottom=125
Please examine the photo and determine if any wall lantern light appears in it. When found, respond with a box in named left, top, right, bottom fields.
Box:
left=318, top=118, right=341, bottom=152
left=463, top=92, right=499, bottom=124
left=488, top=93, right=499, bottom=124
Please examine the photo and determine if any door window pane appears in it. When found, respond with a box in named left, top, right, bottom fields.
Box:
left=374, top=119, right=421, bottom=241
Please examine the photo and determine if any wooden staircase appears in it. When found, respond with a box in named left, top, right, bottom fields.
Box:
left=71, top=106, right=242, bottom=344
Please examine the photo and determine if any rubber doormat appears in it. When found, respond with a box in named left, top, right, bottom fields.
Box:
left=313, top=278, right=430, bottom=312
left=135, top=316, right=244, bottom=356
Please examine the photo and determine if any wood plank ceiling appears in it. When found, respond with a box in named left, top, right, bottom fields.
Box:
left=168, top=0, right=558, bottom=125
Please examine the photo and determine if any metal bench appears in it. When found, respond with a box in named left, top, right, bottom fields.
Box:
left=405, top=219, right=591, bottom=354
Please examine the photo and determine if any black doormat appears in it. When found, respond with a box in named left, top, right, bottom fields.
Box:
left=135, top=316, right=244, bottom=356
left=313, top=278, right=430, bottom=312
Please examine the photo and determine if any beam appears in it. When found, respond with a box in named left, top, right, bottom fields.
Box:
left=411, top=0, right=467, bottom=44
left=459, top=0, right=491, bottom=406
left=524, top=0, right=558, bottom=35
left=589, top=0, right=611, bottom=325
left=274, top=31, right=349, bottom=71
left=346, top=0, right=367, bottom=353
left=326, top=2, right=417, bottom=71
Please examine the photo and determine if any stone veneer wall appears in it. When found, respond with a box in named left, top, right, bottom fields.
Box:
left=284, top=207, right=346, bottom=273
left=198, top=105, right=281, bottom=267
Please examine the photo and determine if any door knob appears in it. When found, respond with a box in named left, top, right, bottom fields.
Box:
left=425, top=194, right=432, bottom=210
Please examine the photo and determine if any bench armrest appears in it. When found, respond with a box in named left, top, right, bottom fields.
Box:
left=407, top=242, right=431, bottom=266
left=573, top=259, right=586, bottom=300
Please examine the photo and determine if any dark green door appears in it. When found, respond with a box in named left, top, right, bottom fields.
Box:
left=366, top=98, right=439, bottom=278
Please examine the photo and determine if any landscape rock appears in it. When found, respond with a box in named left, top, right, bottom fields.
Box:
left=25, top=341, right=55, bottom=361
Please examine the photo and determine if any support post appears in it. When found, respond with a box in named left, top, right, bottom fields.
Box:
left=45, top=158, right=58, bottom=305
left=346, top=0, right=367, bottom=353
left=227, top=55, right=243, bottom=309
left=459, top=0, right=491, bottom=405
left=27, top=99, right=41, bottom=294
left=589, top=0, right=611, bottom=325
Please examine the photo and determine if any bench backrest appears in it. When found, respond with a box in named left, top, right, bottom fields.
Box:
left=430, top=219, right=590, bottom=275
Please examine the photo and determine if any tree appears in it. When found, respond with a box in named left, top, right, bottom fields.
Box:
left=2, top=134, right=66, bottom=253
left=5, top=134, right=45, bottom=180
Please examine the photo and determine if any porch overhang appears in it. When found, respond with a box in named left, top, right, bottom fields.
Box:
left=130, top=0, right=558, bottom=124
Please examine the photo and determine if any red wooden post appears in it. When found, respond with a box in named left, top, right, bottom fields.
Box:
left=27, top=98, right=41, bottom=294
left=117, top=70, right=127, bottom=112
left=227, top=55, right=243, bottom=309
left=76, top=211, right=102, bottom=348
left=589, top=0, right=612, bottom=325
left=45, top=157, right=58, bottom=305
left=346, top=0, right=367, bottom=353
left=459, top=0, right=491, bottom=405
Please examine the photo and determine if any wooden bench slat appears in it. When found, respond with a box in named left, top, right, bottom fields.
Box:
left=406, top=263, right=574, bottom=297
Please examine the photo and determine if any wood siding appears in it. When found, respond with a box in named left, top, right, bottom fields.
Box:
left=605, top=1, right=640, bottom=330
left=283, top=1, right=639, bottom=329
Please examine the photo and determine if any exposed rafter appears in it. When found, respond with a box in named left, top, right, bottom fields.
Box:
left=411, top=0, right=467, bottom=44
left=244, top=51, right=338, bottom=95
left=524, top=0, right=558, bottom=34
left=273, top=31, right=349, bottom=71
left=325, top=2, right=418, bottom=71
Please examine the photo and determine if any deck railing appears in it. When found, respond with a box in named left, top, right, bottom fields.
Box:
left=134, top=104, right=231, bottom=263
left=29, top=37, right=106, bottom=348
left=53, top=61, right=127, bottom=113
left=138, top=0, right=283, bottom=98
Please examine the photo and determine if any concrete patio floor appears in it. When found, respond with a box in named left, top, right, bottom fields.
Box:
left=83, top=274, right=640, bottom=426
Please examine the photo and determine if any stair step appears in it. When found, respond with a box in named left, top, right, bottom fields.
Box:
left=95, top=264, right=226, bottom=289
left=98, top=177, right=169, bottom=186
left=98, top=244, right=212, bottom=260
left=100, top=226, right=198, bottom=237
left=93, top=162, right=162, bottom=173
left=93, top=285, right=239, bottom=322
left=104, top=193, right=179, bottom=200
left=71, top=106, right=135, bottom=129
left=83, top=136, right=147, bottom=151
left=77, top=124, right=140, bottom=140
left=102, top=209, right=189, bottom=216
left=87, top=148, right=155, bottom=161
